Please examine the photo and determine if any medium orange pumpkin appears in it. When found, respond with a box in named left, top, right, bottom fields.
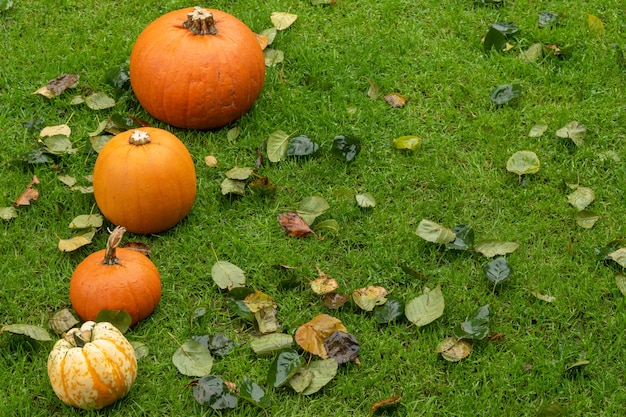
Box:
left=47, top=321, right=137, bottom=410
left=129, top=6, right=266, bottom=130
left=69, top=226, right=162, bottom=326
left=93, top=127, right=196, bottom=235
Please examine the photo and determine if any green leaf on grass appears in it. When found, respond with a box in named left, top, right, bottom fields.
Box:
left=595, top=240, right=626, bottom=261
left=288, top=135, right=319, bottom=157
left=356, top=192, right=376, bottom=208
left=173, top=340, right=214, bottom=377
left=297, top=196, right=330, bottom=225
left=266, top=130, right=290, bottom=162
left=69, top=214, right=103, bottom=229
left=225, top=167, right=254, bottom=180
left=332, top=135, right=361, bottom=163
left=0, top=206, right=18, bottom=221
left=474, top=240, right=519, bottom=257
left=211, top=261, right=246, bottom=290
left=104, top=66, right=130, bottom=90
left=374, top=298, right=405, bottom=324
left=453, top=304, right=490, bottom=340
left=193, top=375, right=237, bottom=410
left=288, top=368, right=315, bottom=393
left=490, top=83, right=522, bottom=105
left=314, top=219, right=340, bottom=236
left=608, top=248, right=626, bottom=268
left=85, top=92, right=116, bottom=110
left=437, top=337, right=472, bottom=362
left=587, top=14, right=605, bottom=37
left=268, top=349, right=305, bottom=388
left=220, top=178, right=246, bottom=196
left=416, top=219, right=456, bottom=244
left=446, top=224, right=474, bottom=251
left=405, top=285, right=445, bottom=327
left=575, top=210, right=600, bottom=229
left=484, top=257, right=511, bottom=286
left=567, top=186, right=594, bottom=210
left=539, top=12, right=559, bottom=28
left=1, top=324, right=51, bottom=341
left=94, top=310, right=132, bottom=333
left=528, top=123, right=548, bottom=137
left=556, top=121, right=586, bottom=147
left=301, top=358, right=339, bottom=395
left=506, top=151, right=540, bottom=176
left=250, top=333, right=294, bottom=356
left=43, top=135, right=76, bottom=155
left=239, top=377, right=271, bottom=408
left=484, top=26, right=507, bottom=53
left=392, top=135, right=421, bottom=151
left=227, top=126, right=240, bottom=142
left=491, top=22, right=519, bottom=36
left=264, top=49, right=284, bottom=67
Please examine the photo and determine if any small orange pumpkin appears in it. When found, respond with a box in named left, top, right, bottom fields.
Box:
left=129, top=6, right=266, bottom=130
left=69, top=226, right=162, bottom=326
left=93, top=127, right=196, bottom=235
left=47, top=321, right=137, bottom=410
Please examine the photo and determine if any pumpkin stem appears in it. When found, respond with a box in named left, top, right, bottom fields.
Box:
left=72, top=331, right=87, bottom=348
left=183, top=6, right=218, bottom=35
left=103, top=226, right=127, bottom=265
left=129, top=130, right=151, bottom=145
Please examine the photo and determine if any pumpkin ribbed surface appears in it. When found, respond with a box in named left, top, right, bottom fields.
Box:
left=129, top=7, right=265, bottom=130
left=93, top=127, right=196, bottom=235
left=47, top=321, right=137, bottom=410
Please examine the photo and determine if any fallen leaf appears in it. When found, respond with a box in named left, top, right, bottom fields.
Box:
left=615, top=272, right=626, bottom=296
left=393, top=135, right=421, bottom=151
left=264, top=48, right=285, bottom=67
left=520, top=43, right=543, bottom=62
left=266, top=130, right=290, bottom=162
left=297, top=195, right=330, bottom=225
left=405, top=285, right=445, bottom=327
left=556, top=121, right=586, bottom=146
left=40, top=124, right=71, bottom=138
left=85, top=92, right=116, bottom=110
left=221, top=178, right=246, bottom=196
left=0, top=207, right=18, bottom=221
left=506, top=151, right=540, bottom=176
left=255, top=307, right=281, bottom=334
left=49, top=309, right=79, bottom=335
left=58, top=228, right=97, bottom=252
left=529, top=290, right=556, bottom=303
left=58, top=175, right=76, bottom=187
left=587, top=14, right=605, bottom=37
left=278, top=211, right=316, bottom=238
left=567, top=186, right=595, bottom=210
left=295, top=314, right=347, bottom=359
left=301, top=358, right=339, bottom=395
left=356, top=192, right=376, bottom=208
left=437, top=337, right=472, bottom=362
left=362, top=77, right=380, bottom=99
left=323, top=330, right=359, bottom=364
left=311, top=267, right=339, bottom=295
left=384, top=93, right=408, bottom=108
left=33, top=73, right=79, bottom=98
left=205, top=155, right=218, bottom=167
left=321, top=292, right=350, bottom=309
left=69, top=214, right=103, bottom=229
left=250, top=333, right=294, bottom=356
left=1, top=324, right=51, bottom=341
left=225, top=167, right=254, bottom=180
left=528, top=123, right=548, bottom=137
left=14, top=175, right=40, bottom=206
left=211, top=260, right=246, bottom=290
left=370, top=396, right=401, bottom=415
left=260, top=28, right=277, bottom=45
left=173, top=339, right=214, bottom=377
left=608, top=248, right=626, bottom=268
left=244, top=291, right=277, bottom=313
left=351, top=286, right=388, bottom=311
left=257, top=34, right=269, bottom=50
left=270, top=12, right=298, bottom=30
left=416, top=219, right=456, bottom=244
left=474, top=240, right=519, bottom=257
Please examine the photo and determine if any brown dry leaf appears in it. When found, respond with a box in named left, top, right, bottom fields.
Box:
left=310, top=267, right=339, bottom=295
left=204, top=155, right=218, bottom=167
left=323, top=330, right=359, bottom=364
left=322, top=292, right=350, bottom=309
left=49, top=309, right=79, bottom=335
left=295, top=314, right=348, bottom=359
left=257, top=33, right=269, bottom=50
left=14, top=175, right=40, bottom=206
left=384, top=93, right=408, bottom=108
left=351, top=285, right=388, bottom=311
left=370, top=396, right=401, bottom=414
left=33, top=73, right=79, bottom=98
left=278, top=211, right=316, bottom=238
left=244, top=291, right=277, bottom=313
left=255, top=307, right=281, bottom=334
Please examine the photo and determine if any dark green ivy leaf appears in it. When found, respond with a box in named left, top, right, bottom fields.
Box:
left=374, top=298, right=405, bottom=324
left=226, top=298, right=255, bottom=322
left=491, top=21, right=519, bottom=36
left=484, top=27, right=507, bottom=53
left=17, top=149, right=54, bottom=164
left=104, top=66, right=131, bottom=90
left=332, top=135, right=361, bottom=163
left=192, top=333, right=236, bottom=356
left=539, top=12, right=559, bottom=28
left=193, top=375, right=238, bottom=410
left=287, top=135, right=319, bottom=157
left=95, top=310, right=132, bottom=334
left=23, top=116, right=46, bottom=131
left=268, top=348, right=305, bottom=388
left=446, top=224, right=475, bottom=251
left=239, top=377, right=271, bottom=408
left=490, top=84, right=522, bottom=105
left=109, top=114, right=142, bottom=131
left=595, top=239, right=626, bottom=261
left=453, top=304, right=490, bottom=340
left=484, top=257, right=512, bottom=285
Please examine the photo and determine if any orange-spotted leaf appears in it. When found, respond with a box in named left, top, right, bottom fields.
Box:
left=351, top=286, right=388, bottom=311
left=295, top=314, right=347, bottom=359
left=310, top=267, right=339, bottom=295
left=384, top=93, right=408, bottom=108
left=244, top=291, right=277, bottom=313
left=278, top=211, right=316, bottom=238
left=14, top=175, right=40, bottom=206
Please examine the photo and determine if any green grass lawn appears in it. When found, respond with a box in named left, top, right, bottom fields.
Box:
left=1, top=0, right=625, bottom=415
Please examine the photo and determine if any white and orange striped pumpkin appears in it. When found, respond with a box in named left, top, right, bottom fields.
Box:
left=47, top=321, right=137, bottom=410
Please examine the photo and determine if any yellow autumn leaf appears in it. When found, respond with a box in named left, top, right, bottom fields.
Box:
left=270, top=12, right=298, bottom=30
left=587, top=14, right=605, bottom=37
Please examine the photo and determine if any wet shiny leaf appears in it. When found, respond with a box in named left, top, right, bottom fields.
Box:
left=268, top=348, right=304, bottom=387
left=332, top=135, right=361, bottom=163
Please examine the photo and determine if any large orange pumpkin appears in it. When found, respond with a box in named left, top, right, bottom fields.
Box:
left=93, top=127, right=196, bottom=235
left=129, top=6, right=266, bottom=130
left=69, top=226, right=162, bottom=326
left=47, top=321, right=137, bottom=410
